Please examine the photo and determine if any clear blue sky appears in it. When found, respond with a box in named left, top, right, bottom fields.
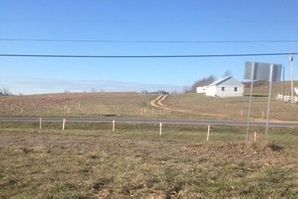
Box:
left=0, top=0, right=298, bottom=94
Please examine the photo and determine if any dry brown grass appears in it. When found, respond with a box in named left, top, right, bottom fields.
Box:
left=0, top=128, right=297, bottom=198
left=164, top=93, right=298, bottom=121
left=0, top=92, right=156, bottom=117
left=164, top=82, right=298, bottom=121
left=0, top=82, right=297, bottom=121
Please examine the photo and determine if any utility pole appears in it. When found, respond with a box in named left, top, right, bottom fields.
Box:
left=265, top=64, right=274, bottom=138
left=246, top=62, right=255, bottom=142
left=282, top=65, right=285, bottom=101
left=290, top=53, right=294, bottom=99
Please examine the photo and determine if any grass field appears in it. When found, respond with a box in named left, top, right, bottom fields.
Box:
left=0, top=82, right=297, bottom=122
left=1, top=86, right=297, bottom=198
left=164, top=81, right=298, bottom=121
left=0, top=125, right=297, bottom=198
left=0, top=92, right=156, bottom=118
left=164, top=93, right=298, bottom=121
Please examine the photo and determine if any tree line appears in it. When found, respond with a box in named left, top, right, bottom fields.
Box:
left=0, top=88, right=12, bottom=96
left=188, top=70, right=233, bottom=92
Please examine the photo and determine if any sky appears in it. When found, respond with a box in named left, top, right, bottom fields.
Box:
left=0, top=0, right=298, bottom=94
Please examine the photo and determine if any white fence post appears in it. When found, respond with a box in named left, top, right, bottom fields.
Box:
left=140, top=108, right=143, bottom=116
left=253, top=131, right=257, bottom=143
left=62, top=118, right=66, bottom=130
left=39, top=117, right=42, bottom=129
left=207, top=125, right=210, bottom=141
left=112, top=120, right=115, bottom=132
left=159, top=122, right=162, bottom=136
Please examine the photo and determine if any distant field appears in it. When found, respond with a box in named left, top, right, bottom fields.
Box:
left=0, top=92, right=156, bottom=118
left=164, top=93, right=298, bottom=121
left=164, top=81, right=298, bottom=121
left=0, top=127, right=297, bottom=198
left=245, top=81, right=297, bottom=96
left=0, top=81, right=297, bottom=122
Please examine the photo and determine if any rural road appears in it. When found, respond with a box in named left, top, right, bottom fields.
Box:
left=150, top=95, right=168, bottom=109
left=150, top=95, right=189, bottom=113
left=149, top=95, right=227, bottom=118
left=0, top=116, right=298, bottom=128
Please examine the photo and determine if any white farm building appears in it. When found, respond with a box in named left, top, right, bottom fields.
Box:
left=196, top=86, right=206, bottom=93
left=197, top=76, right=244, bottom=97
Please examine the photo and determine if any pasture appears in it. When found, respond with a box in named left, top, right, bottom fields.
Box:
left=164, top=81, right=298, bottom=121
left=0, top=82, right=297, bottom=122
left=0, top=84, right=297, bottom=198
left=0, top=125, right=297, bottom=198
left=0, top=92, right=155, bottom=118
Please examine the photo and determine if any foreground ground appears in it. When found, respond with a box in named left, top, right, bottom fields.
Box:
left=0, top=126, right=297, bottom=198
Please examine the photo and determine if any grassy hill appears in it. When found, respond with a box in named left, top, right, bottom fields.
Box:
left=244, top=81, right=298, bottom=96
left=164, top=81, right=298, bottom=121
left=0, top=92, right=156, bottom=117
left=1, top=81, right=297, bottom=121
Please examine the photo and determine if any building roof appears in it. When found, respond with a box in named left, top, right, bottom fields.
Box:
left=208, top=76, right=243, bottom=87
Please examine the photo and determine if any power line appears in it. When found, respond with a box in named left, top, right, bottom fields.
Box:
left=0, top=52, right=296, bottom=59
left=1, top=38, right=298, bottom=44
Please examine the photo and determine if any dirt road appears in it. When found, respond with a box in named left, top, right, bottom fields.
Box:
left=150, top=95, right=168, bottom=109
left=150, top=95, right=227, bottom=118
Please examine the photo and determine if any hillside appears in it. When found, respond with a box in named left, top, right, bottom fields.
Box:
left=243, top=81, right=298, bottom=96
left=0, top=92, right=156, bottom=117
left=1, top=81, right=297, bottom=122
left=163, top=81, right=298, bottom=121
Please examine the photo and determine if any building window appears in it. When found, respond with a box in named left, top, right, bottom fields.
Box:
left=234, top=87, right=238, bottom=91
left=221, top=87, right=225, bottom=91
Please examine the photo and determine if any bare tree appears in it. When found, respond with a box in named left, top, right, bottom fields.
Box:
left=189, top=75, right=216, bottom=92
left=223, top=70, right=233, bottom=77
left=0, top=88, right=12, bottom=96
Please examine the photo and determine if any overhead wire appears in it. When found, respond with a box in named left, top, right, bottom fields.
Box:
left=1, top=38, right=298, bottom=44
left=0, top=52, right=296, bottom=59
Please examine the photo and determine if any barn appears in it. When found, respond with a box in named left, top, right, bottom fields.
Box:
left=197, top=76, right=244, bottom=97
